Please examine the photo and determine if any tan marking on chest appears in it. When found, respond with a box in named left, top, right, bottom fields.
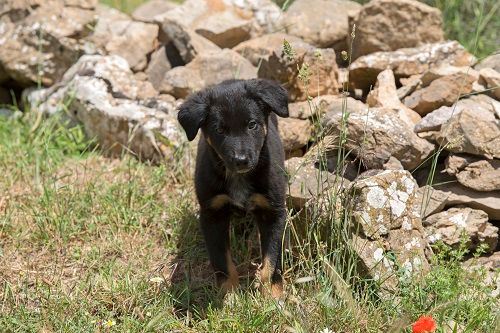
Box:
left=210, top=194, right=231, bottom=209
left=250, top=193, right=271, bottom=210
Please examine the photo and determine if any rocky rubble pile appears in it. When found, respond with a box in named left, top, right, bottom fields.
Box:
left=1, top=0, right=499, bottom=293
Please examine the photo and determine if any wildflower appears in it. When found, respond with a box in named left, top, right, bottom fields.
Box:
left=341, top=51, right=348, bottom=61
left=103, top=319, right=116, bottom=328
left=319, top=328, right=335, bottom=333
left=412, top=315, right=436, bottom=333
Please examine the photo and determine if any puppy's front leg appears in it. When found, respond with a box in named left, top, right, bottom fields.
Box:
left=256, top=207, right=286, bottom=298
left=200, top=207, right=239, bottom=292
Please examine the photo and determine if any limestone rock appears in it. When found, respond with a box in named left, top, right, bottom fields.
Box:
left=404, top=73, right=476, bottom=115
left=145, top=46, right=172, bottom=90
left=159, top=49, right=257, bottom=99
left=436, top=106, right=500, bottom=159
left=0, top=2, right=90, bottom=86
left=87, top=7, right=159, bottom=71
left=474, top=53, right=500, bottom=73
left=463, top=252, right=500, bottom=298
left=282, top=0, right=361, bottom=48
left=234, top=33, right=303, bottom=67
left=322, top=107, right=435, bottom=170
left=479, top=68, right=500, bottom=100
left=349, top=41, right=476, bottom=93
left=366, top=69, right=421, bottom=126
left=424, top=207, right=498, bottom=252
left=350, top=170, right=429, bottom=290
left=285, top=157, right=345, bottom=210
left=419, top=65, right=478, bottom=87
left=397, top=75, right=422, bottom=100
left=445, top=155, right=500, bottom=192
left=258, top=40, right=339, bottom=101
left=29, top=55, right=182, bottom=162
left=351, top=170, right=422, bottom=238
left=278, top=117, right=312, bottom=153
left=161, top=17, right=220, bottom=64
left=351, top=0, right=444, bottom=59
left=131, top=0, right=178, bottom=23
left=415, top=95, right=500, bottom=133
left=158, top=0, right=281, bottom=49
left=417, top=185, right=500, bottom=220
left=288, top=95, right=356, bottom=120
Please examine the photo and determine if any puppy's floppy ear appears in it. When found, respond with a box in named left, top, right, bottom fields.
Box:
left=245, top=79, right=289, bottom=118
left=177, top=91, right=209, bottom=141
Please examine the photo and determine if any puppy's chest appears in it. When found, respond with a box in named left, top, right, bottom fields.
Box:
left=226, top=176, right=253, bottom=210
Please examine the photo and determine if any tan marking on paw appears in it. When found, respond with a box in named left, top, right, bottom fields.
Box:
left=221, top=251, right=239, bottom=292
left=271, top=281, right=284, bottom=299
left=259, top=256, right=272, bottom=283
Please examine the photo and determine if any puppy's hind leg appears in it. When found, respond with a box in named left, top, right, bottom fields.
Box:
left=200, top=207, right=239, bottom=293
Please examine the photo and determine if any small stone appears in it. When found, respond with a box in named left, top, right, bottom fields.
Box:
left=404, top=73, right=476, bottom=115
left=366, top=69, right=421, bottom=126
left=131, top=0, right=178, bottom=23
left=285, top=157, right=345, bottom=210
left=445, top=155, right=500, bottom=192
left=145, top=46, right=172, bottom=90
left=478, top=68, right=500, bottom=100
left=424, top=207, right=498, bottom=252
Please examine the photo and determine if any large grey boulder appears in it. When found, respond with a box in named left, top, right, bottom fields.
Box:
left=350, top=0, right=444, bottom=59
left=350, top=170, right=430, bottom=291
left=322, top=107, right=435, bottom=170
left=30, top=55, right=184, bottom=162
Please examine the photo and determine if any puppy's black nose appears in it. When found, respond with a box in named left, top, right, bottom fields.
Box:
left=232, top=154, right=249, bottom=169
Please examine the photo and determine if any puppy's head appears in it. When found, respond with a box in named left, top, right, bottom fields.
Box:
left=178, top=79, right=288, bottom=174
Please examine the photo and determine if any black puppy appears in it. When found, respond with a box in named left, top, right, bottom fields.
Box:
left=177, top=79, right=289, bottom=298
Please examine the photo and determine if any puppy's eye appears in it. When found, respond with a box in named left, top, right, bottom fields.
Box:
left=216, top=127, right=224, bottom=134
left=248, top=120, right=258, bottom=130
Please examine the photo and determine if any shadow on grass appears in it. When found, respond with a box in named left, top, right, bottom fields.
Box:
left=166, top=204, right=261, bottom=318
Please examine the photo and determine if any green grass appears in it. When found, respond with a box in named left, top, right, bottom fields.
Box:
left=1, top=106, right=499, bottom=332
left=0, top=1, right=498, bottom=331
